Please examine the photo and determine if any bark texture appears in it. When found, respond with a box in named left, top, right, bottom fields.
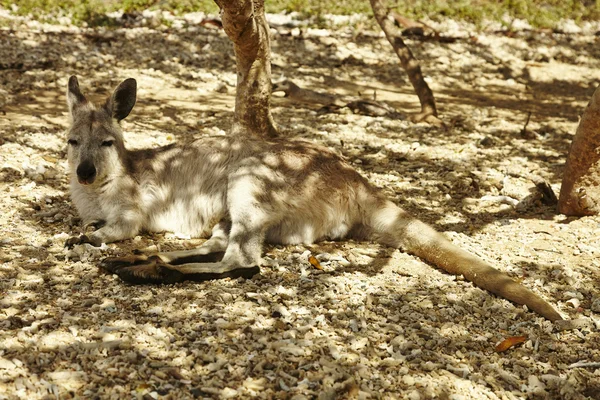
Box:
left=369, top=0, right=441, bottom=125
left=215, top=0, right=278, bottom=137
left=558, top=85, right=600, bottom=215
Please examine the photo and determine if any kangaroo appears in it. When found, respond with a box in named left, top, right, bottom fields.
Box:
left=65, top=76, right=563, bottom=321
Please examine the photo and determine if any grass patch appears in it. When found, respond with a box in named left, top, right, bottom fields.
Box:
left=394, top=0, right=600, bottom=28
left=0, top=0, right=107, bottom=24
left=266, top=0, right=372, bottom=16
left=1, top=0, right=598, bottom=28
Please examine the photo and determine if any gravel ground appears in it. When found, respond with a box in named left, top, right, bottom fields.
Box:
left=1, top=9, right=600, bottom=400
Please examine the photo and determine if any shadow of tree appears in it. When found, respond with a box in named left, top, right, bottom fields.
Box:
left=2, top=20, right=600, bottom=399
left=0, top=255, right=572, bottom=398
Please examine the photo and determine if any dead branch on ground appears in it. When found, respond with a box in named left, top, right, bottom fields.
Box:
left=272, top=79, right=404, bottom=119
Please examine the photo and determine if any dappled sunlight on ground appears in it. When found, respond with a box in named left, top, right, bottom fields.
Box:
left=1, top=10, right=600, bottom=400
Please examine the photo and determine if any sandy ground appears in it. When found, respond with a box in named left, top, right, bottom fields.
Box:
left=1, top=9, right=600, bottom=400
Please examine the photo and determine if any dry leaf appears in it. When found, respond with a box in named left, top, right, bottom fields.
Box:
left=308, top=254, right=323, bottom=270
left=495, top=335, right=527, bottom=352
left=42, top=155, right=58, bottom=163
left=135, top=383, right=151, bottom=393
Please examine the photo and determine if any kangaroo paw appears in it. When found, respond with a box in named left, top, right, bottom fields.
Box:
left=65, top=234, right=102, bottom=248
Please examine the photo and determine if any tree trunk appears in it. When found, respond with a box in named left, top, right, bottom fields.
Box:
left=214, top=0, right=278, bottom=137
left=369, top=0, right=441, bottom=125
left=558, top=85, right=600, bottom=216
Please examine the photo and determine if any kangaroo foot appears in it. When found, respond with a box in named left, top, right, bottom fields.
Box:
left=101, top=255, right=184, bottom=284
left=101, top=255, right=260, bottom=284
left=100, top=254, right=153, bottom=272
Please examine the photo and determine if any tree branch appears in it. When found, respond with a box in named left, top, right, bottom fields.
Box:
left=369, top=0, right=442, bottom=125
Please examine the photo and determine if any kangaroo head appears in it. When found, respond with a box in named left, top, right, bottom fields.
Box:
left=66, top=76, right=136, bottom=185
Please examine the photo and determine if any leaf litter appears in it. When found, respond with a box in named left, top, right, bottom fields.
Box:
left=1, top=8, right=600, bottom=400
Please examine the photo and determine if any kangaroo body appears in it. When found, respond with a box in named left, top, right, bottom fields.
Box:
left=66, top=76, right=563, bottom=321
left=71, top=136, right=376, bottom=245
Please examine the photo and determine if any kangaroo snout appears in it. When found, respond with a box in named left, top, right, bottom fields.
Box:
left=76, top=160, right=97, bottom=185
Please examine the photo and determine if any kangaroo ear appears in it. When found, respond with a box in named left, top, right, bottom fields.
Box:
left=67, top=75, right=88, bottom=115
left=105, top=78, right=137, bottom=121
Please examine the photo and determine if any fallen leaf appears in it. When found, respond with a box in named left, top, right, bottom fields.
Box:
left=308, top=255, right=323, bottom=270
left=42, top=155, right=58, bottom=163
left=495, top=335, right=527, bottom=352
left=136, top=383, right=151, bottom=393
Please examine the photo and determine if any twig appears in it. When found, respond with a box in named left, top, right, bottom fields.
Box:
left=480, top=195, right=519, bottom=207
left=520, top=111, right=532, bottom=137
left=554, top=318, right=593, bottom=332
left=568, top=361, right=600, bottom=369
left=532, top=248, right=562, bottom=254
left=370, top=0, right=440, bottom=124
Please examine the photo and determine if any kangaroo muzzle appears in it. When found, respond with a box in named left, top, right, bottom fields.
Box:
left=77, top=160, right=97, bottom=185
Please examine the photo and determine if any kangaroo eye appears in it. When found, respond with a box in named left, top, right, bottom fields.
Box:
left=101, top=140, right=114, bottom=147
left=68, top=139, right=78, bottom=146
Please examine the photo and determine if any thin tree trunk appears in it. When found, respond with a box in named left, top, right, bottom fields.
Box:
left=214, top=0, right=278, bottom=137
left=558, top=85, right=600, bottom=215
left=369, top=0, right=442, bottom=125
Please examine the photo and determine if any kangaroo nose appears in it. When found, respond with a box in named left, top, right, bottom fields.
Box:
left=76, top=160, right=96, bottom=185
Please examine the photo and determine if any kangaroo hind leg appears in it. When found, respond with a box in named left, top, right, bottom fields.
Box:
left=102, top=192, right=270, bottom=284
left=100, top=221, right=245, bottom=284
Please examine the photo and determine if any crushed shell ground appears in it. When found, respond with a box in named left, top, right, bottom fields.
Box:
left=1, top=9, right=600, bottom=400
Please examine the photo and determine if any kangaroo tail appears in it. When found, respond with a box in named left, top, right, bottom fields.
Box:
left=368, top=200, right=563, bottom=321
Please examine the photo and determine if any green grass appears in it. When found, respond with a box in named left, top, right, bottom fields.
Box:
left=0, top=0, right=598, bottom=28
left=392, top=0, right=600, bottom=29
left=267, top=0, right=372, bottom=16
